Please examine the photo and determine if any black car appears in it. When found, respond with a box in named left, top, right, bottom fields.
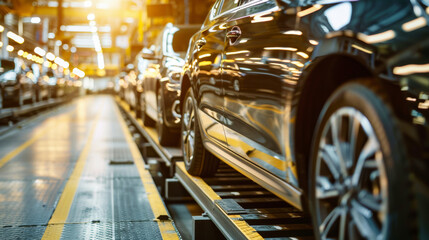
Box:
left=140, top=23, right=200, bottom=145
left=32, top=64, right=50, bottom=101
left=181, top=0, right=429, bottom=239
left=0, top=59, right=36, bottom=107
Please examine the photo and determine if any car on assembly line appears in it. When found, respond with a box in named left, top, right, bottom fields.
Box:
left=139, top=23, right=200, bottom=145
left=124, top=69, right=138, bottom=110
left=0, top=58, right=36, bottom=107
left=180, top=0, right=429, bottom=239
left=32, top=64, right=50, bottom=101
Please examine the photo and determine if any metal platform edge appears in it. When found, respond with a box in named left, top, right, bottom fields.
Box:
left=175, top=162, right=264, bottom=240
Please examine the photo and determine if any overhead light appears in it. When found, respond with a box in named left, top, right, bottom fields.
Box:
left=6, top=45, right=14, bottom=52
left=73, top=68, right=85, bottom=78
left=31, top=17, right=41, bottom=24
left=60, top=25, right=111, bottom=33
left=0, top=42, right=3, bottom=48
left=97, top=52, right=105, bottom=69
left=46, top=52, right=55, bottom=61
left=7, top=31, right=24, bottom=44
left=63, top=44, right=69, bottom=50
left=0, top=25, right=4, bottom=32
left=27, top=54, right=33, bottom=60
left=18, top=50, right=24, bottom=56
left=56, top=40, right=62, bottom=46
left=34, top=47, right=46, bottom=56
left=70, top=47, right=77, bottom=53
left=48, top=33, right=55, bottom=39
left=394, top=63, right=429, bottom=75
left=51, top=63, right=58, bottom=70
left=87, top=13, right=95, bottom=21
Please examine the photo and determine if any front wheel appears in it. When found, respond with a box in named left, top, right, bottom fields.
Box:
left=309, top=80, right=412, bottom=240
left=182, top=88, right=219, bottom=177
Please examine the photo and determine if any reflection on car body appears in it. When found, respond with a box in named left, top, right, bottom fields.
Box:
left=180, top=0, right=429, bottom=239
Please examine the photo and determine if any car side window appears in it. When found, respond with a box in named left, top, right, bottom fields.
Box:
left=220, top=0, right=240, bottom=14
left=209, top=0, right=224, bottom=20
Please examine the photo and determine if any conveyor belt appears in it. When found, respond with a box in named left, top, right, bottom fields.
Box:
left=176, top=162, right=315, bottom=240
left=0, top=95, right=180, bottom=239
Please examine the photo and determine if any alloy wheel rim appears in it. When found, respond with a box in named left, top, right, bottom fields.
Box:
left=314, top=107, right=388, bottom=240
left=182, top=96, right=195, bottom=165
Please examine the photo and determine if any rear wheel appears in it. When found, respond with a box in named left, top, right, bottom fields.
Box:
left=309, top=80, right=411, bottom=240
left=182, top=88, right=219, bottom=177
left=140, top=90, right=155, bottom=127
left=157, top=87, right=178, bottom=146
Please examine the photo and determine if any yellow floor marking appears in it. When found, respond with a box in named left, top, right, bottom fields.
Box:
left=41, top=110, right=101, bottom=240
left=114, top=101, right=179, bottom=240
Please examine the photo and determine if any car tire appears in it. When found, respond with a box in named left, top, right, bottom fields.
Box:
left=140, top=90, right=155, bottom=127
left=157, top=87, right=179, bottom=146
left=181, top=88, right=219, bottom=177
left=309, top=80, right=412, bottom=240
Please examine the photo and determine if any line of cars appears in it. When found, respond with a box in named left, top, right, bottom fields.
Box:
left=0, top=58, right=78, bottom=109
left=120, top=0, right=429, bottom=239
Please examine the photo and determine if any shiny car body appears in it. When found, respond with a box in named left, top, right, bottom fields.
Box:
left=140, top=23, right=200, bottom=145
left=0, top=59, right=36, bottom=107
left=182, top=0, right=429, bottom=238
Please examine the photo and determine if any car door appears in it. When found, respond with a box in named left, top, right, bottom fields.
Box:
left=222, top=0, right=310, bottom=181
left=190, top=0, right=233, bottom=144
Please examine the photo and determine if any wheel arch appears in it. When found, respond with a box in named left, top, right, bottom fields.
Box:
left=294, top=54, right=374, bottom=196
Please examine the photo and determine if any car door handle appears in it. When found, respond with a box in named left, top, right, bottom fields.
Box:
left=226, top=26, right=241, bottom=44
left=195, top=38, right=206, bottom=48
left=226, top=29, right=241, bottom=39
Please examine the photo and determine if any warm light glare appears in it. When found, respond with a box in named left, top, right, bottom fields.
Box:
left=402, top=17, right=426, bottom=32
left=394, top=63, right=429, bottom=75
left=358, top=30, right=396, bottom=44
left=46, top=52, right=55, bottom=61
left=264, top=47, right=297, bottom=51
left=31, top=17, right=41, bottom=24
left=7, top=31, right=24, bottom=44
left=34, top=47, right=46, bottom=56
left=0, top=25, right=4, bottom=32
left=87, top=13, right=95, bottom=21
left=297, top=4, right=322, bottom=17
left=18, top=50, right=24, bottom=56
left=73, top=68, right=85, bottom=78
left=6, top=45, right=14, bottom=52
